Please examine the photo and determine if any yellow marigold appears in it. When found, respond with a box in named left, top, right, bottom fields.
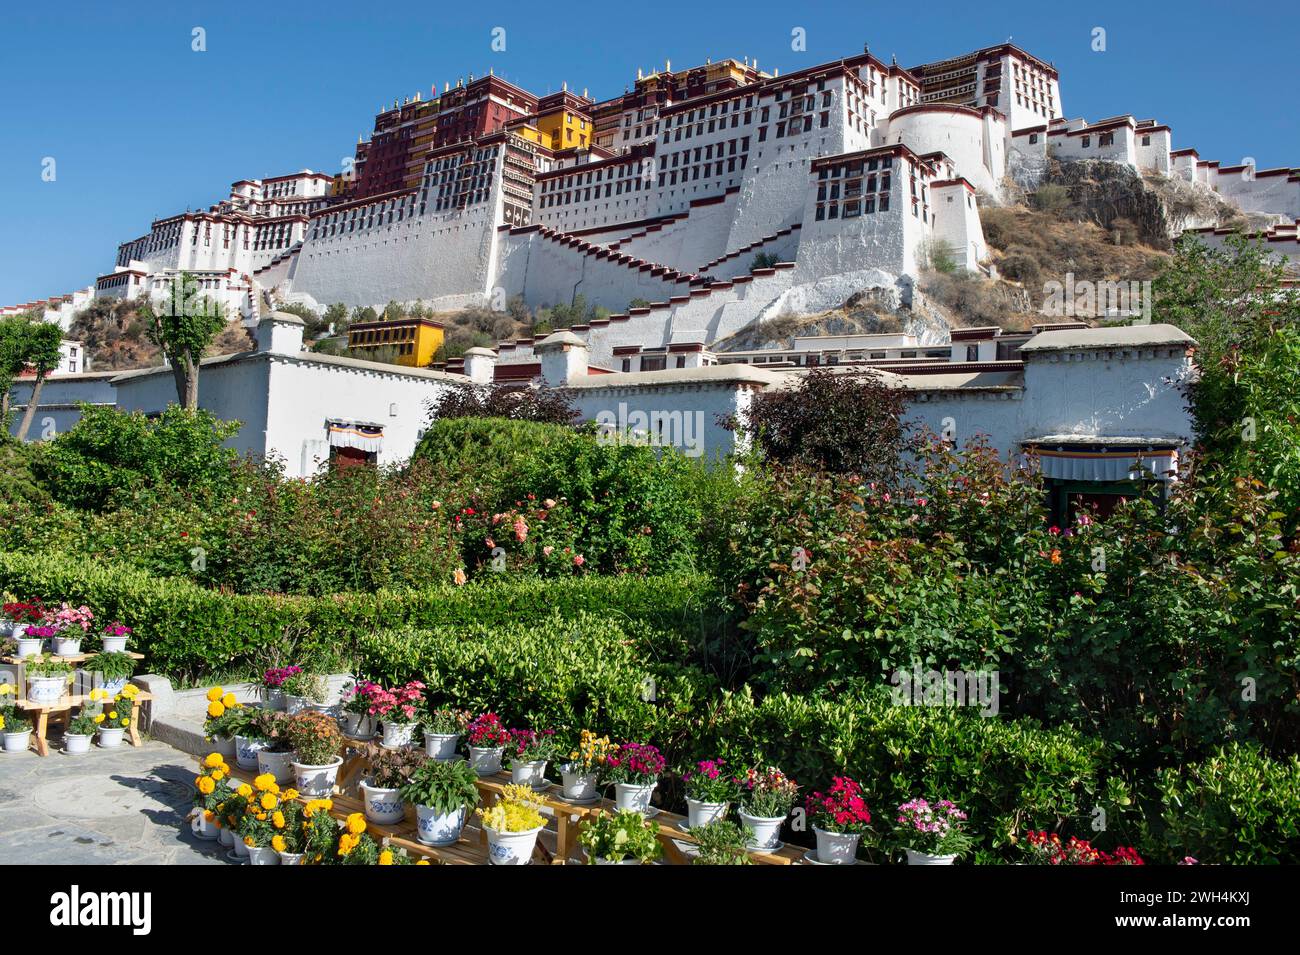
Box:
left=212, top=770, right=225, bottom=782
left=206, top=701, right=224, bottom=719
left=93, top=714, right=105, bottom=724
left=271, top=835, right=286, bottom=852
left=260, top=793, right=277, bottom=811
left=206, top=686, right=224, bottom=702
left=122, top=685, right=139, bottom=698
left=204, top=752, right=223, bottom=768
left=416, top=859, right=430, bottom=865
left=282, top=788, right=299, bottom=800
left=107, top=711, right=118, bottom=721
left=237, top=784, right=253, bottom=799
left=222, top=693, right=237, bottom=709
left=256, top=812, right=267, bottom=821
left=338, top=833, right=357, bottom=855
left=120, top=718, right=129, bottom=726
left=378, top=850, right=394, bottom=865
left=243, top=836, right=254, bottom=847
left=253, top=773, right=276, bottom=792
left=197, top=776, right=216, bottom=795
left=346, top=813, right=366, bottom=835
left=272, top=811, right=285, bottom=829
left=0, top=684, right=13, bottom=695
left=0, top=716, right=5, bottom=730
left=90, top=689, right=104, bottom=702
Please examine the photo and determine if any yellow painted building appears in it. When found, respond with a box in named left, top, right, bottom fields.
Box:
left=536, top=108, right=591, bottom=151
left=347, top=317, right=445, bottom=366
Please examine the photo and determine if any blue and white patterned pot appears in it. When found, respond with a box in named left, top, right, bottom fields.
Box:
left=234, top=735, right=267, bottom=771
left=361, top=780, right=407, bottom=825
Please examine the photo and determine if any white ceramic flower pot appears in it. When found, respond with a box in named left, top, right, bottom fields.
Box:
left=813, top=827, right=861, bottom=865
left=292, top=755, right=343, bottom=797
left=99, top=676, right=128, bottom=697
left=341, top=712, right=377, bottom=739
left=424, top=731, right=461, bottom=760
left=101, top=636, right=128, bottom=653
left=738, top=810, right=786, bottom=849
left=511, top=759, right=548, bottom=788
left=263, top=689, right=287, bottom=711
left=246, top=846, right=279, bottom=865
left=232, top=837, right=250, bottom=859
left=278, top=851, right=304, bottom=866
left=64, top=733, right=93, bottom=755
left=484, top=823, right=544, bottom=865
left=97, top=726, right=126, bottom=749
left=560, top=769, right=599, bottom=801
left=15, top=637, right=42, bottom=657
left=191, top=811, right=219, bottom=841
left=415, top=804, right=467, bottom=847
left=380, top=722, right=417, bottom=750
left=906, top=849, right=958, bottom=866
left=26, top=675, right=66, bottom=705
left=234, top=735, right=266, bottom=771
left=54, top=637, right=82, bottom=656
left=2, top=730, right=32, bottom=753
left=614, top=781, right=657, bottom=813
left=217, top=826, right=235, bottom=847
left=361, top=780, right=406, bottom=825
left=686, top=798, right=729, bottom=829
left=208, top=735, right=236, bottom=758
left=257, top=748, right=296, bottom=784
left=469, top=745, right=505, bottom=776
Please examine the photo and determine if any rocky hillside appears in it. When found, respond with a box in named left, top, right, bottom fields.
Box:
left=67, top=298, right=253, bottom=372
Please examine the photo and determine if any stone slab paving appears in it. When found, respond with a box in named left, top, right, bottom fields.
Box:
left=0, top=737, right=226, bottom=865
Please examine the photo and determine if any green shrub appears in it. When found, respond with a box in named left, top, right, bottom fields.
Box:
left=412, top=417, right=574, bottom=498
left=1157, top=744, right=1300, bottom=864
left=35, top=405, right=240, bottom=512
left=0, top=549, right=712, bottom=684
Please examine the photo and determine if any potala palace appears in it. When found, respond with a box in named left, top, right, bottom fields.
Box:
left=6, top=40, right=1297, bottom=505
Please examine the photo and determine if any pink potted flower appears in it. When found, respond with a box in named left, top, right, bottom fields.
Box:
left=681, top=758, right=738, bottom=829
left=603, top=742, right=666, bottom=813
left=895, top=798, right=972, bottom=865
left=49, top=604, right=95, bottom=656
left=507, top=727, right=560, bottom=789
left=805, top=776, right=872, bottom=864
left=466, top=713, right=511, bottom=775
left=368, top=681, right=426, bottom=749
left=100, top=622, right=132, bottom=654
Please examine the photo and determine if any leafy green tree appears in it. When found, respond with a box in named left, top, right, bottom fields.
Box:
left=14, top=318, right=64, bottom=441
left=139, top=272, right=227, bottom=409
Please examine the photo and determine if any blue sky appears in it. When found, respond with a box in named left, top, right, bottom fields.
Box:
left=1, top=0, right=1295, bottom=305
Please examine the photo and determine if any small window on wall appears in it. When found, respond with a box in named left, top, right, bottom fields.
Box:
left=966, top=344, right=979, bottom=362
left=1142, top=135, right=1151, bottom=146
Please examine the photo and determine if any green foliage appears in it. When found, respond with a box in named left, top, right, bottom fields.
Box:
left=749, top=252, right=779, bottom=271
left=1157, top=744, right=1300, bottom=864
left=33, top=405, right=239, bottom=512
left=0, top=440, right=49, bottom=505
left=536, top=294, right=608, bottom=329
left=400, top=758, right=481, bottom=814
left=1030, top=183, right=1071, bottom=215
left=0, top=549, right=710, bottom=684
left=83, top=651, right=135, bottom=681
left=138, top=272, right=227, bottom=408
left=412, top=417, right=574, bottom=501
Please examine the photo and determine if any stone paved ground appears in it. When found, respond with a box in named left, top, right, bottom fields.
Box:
left=0, top=736, right=226, bottom=865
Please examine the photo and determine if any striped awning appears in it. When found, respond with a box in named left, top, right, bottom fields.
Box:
left=326, top=419, right=384, bottom=453
left=1024, top=440, right=1180, bottom=483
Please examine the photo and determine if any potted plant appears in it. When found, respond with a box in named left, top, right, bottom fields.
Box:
left=737, top=765, right=799, bottom=850
left=270, top=799, right=309, bottom=865
left=282, top=669, right=328, bottom=714
left=221, top=785, right=254, bottom=859
left=49, top=603, right=95, bottom=655
left=83, top=651, right=135, bottom=697
left=339, top=679, right=380, bottom=738
left=477, top=784, right=547, bottom=865
left=99, top=622, right=132, bottom=654
left=331, top=813, right=380, bottom=865
left=895, top=798, right=973, bottom=865
left=64, top=711, right=98, bottom=755
left=301, top=796, right=342, bottom=864
left=370, top=680, right=426, bottom=749
left=288, top=710, right=344, bottom=796
left=604, top=742, right=666, bottom=813
left=25, top=654, right=73, bottom=705
left=508, top=727, right=559, bottom=788
left=579, top=809, right=662, bottom=865
left=681, top=758, right=738, bottom=830
left=466, top=712, right=510, bottom=775
left=423, top=707, right=470, bottom=760
left=4, top=601, right=46, bottom=655
left=0, top=683, right=32, bottom=753
left=805, top=776, right=873, bottom=864
left=223, top=703, right=267, bottom=770
left=690, top=819, right=753, bottom=865
left=239, top=774, right=290, bottom=865
left=252, top=710, right=296, bottom=783
left=401, top=757, right=481, bottom=846
left=261, top=665, right=301, bottom=710
left=558, top=729, right=611, bottom=801
left=358, top=742, right=425, bottom=824
left=191, top=752, right=233, bottom=841
left=202, top=686, right=243, bottom=757
left=90, top=685, right=138, bottom=747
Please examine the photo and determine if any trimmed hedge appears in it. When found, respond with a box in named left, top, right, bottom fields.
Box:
left=0, top=550, right=713, bottom=683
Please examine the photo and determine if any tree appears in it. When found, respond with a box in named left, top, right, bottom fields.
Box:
left=139, top=272, right=226, bottom=409
left=14, top=318, right=64, bottom=441
left=738, top=368, right=908, bottom=481
left=0, top=315, right=31, bottom=427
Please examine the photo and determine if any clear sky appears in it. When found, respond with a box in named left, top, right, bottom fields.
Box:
left=1, top=0, right=1295, bottom=305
